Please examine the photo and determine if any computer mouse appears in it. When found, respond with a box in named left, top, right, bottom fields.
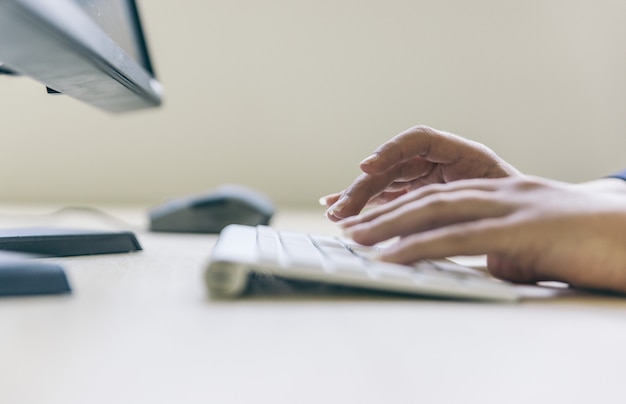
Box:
left=148, top=185, right=275, bottom=234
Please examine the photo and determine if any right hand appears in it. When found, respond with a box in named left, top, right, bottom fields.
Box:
left=321, top=125, right=520, bottom=221
left=338, top=176, right=626, bottom=294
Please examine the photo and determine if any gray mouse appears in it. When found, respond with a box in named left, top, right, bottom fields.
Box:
left=148, top=185, right=275, bottom=234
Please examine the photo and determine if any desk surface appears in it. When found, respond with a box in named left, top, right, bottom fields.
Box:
left=1, top=206, right=625, bottom=404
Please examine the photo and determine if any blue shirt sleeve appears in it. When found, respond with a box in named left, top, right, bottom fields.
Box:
left=607, top=169, right=626, bottom=181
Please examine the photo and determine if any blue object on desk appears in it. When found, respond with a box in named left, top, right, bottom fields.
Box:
left=0, top=226, right=142, bottom=297
left=0, top=227, right=142, bottom=257
left=149, top=185, right=275, bottom=234
left=0, top=257, right=71, bottom=296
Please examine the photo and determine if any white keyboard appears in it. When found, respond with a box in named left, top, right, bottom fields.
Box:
left=205, top=224, right=520, bottom=302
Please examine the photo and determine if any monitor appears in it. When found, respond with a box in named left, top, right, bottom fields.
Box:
left=0, top=0, right=162, bottom=113
left=0, top=0, right=162, bottom=295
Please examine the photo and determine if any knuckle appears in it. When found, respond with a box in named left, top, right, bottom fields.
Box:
left=411, top=124, right=433, bottom=133
left=398, top=125, right=433, bottom=144
left=509, top=177, right=544, bottom=192
left=447, top=224, right=474, bottom=242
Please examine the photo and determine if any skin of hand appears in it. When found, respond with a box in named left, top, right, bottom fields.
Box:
left=320, top=125, right=520, bottom=222
left=339, top=176, right=626, bottom=294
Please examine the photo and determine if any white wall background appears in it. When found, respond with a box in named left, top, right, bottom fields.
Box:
left=2, top=0, right=626, bottom=209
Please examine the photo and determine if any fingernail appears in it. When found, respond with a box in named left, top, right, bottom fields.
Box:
left=328, top=196, right=348, bottom=216
left=360, top=153, right=379, bottom=166
left=318, top=196, right=329, bottom=206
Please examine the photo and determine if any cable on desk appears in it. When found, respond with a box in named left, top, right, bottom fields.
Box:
left=0, top=205, right=146, bottom=232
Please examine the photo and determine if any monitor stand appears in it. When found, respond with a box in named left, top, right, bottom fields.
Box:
left=0, top=227, right=142, bottom=257
left=0, top=252, right=71, bottom=296
left=0, top=228, right=142, bottom=297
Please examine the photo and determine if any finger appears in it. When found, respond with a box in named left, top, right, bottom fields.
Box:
left=340, top=178, right=508, bottom=230
left=345, top=189, right=515, bottom=246
left=325, top=158, right=439, bottom=221
left=362, top=189, right=410, bottom=206
left=325, top=172, right=398, bottom=221
left=339, top=183, right=452, bottom=229
left=319, top=193, right=341, bottom=208
left=376, top=218, right=512, bottom=264
left=319, top=180, right=417, bottom=209
left=359, top=126, right=470, bottom=175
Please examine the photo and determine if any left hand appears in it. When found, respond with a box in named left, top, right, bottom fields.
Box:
left=339, top=176, right=626, bottom=294
left=320, top=126, right=519, bottom=222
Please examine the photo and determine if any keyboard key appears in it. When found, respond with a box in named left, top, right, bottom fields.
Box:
left=256, top=227, right=279, bottom=263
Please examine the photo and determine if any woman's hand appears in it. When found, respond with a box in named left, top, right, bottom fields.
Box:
left=321, top=125, right=519, bottom=221
left=339, top=176, right=626, bottom=294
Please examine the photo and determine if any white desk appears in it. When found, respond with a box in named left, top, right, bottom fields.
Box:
left=1, top=206, right=625, bottom=404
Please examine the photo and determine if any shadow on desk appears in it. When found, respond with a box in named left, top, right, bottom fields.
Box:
left=207, top=272, right=583, bottom=304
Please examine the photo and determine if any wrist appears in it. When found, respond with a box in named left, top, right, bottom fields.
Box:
left=581, top=178, right=626, bottom=193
